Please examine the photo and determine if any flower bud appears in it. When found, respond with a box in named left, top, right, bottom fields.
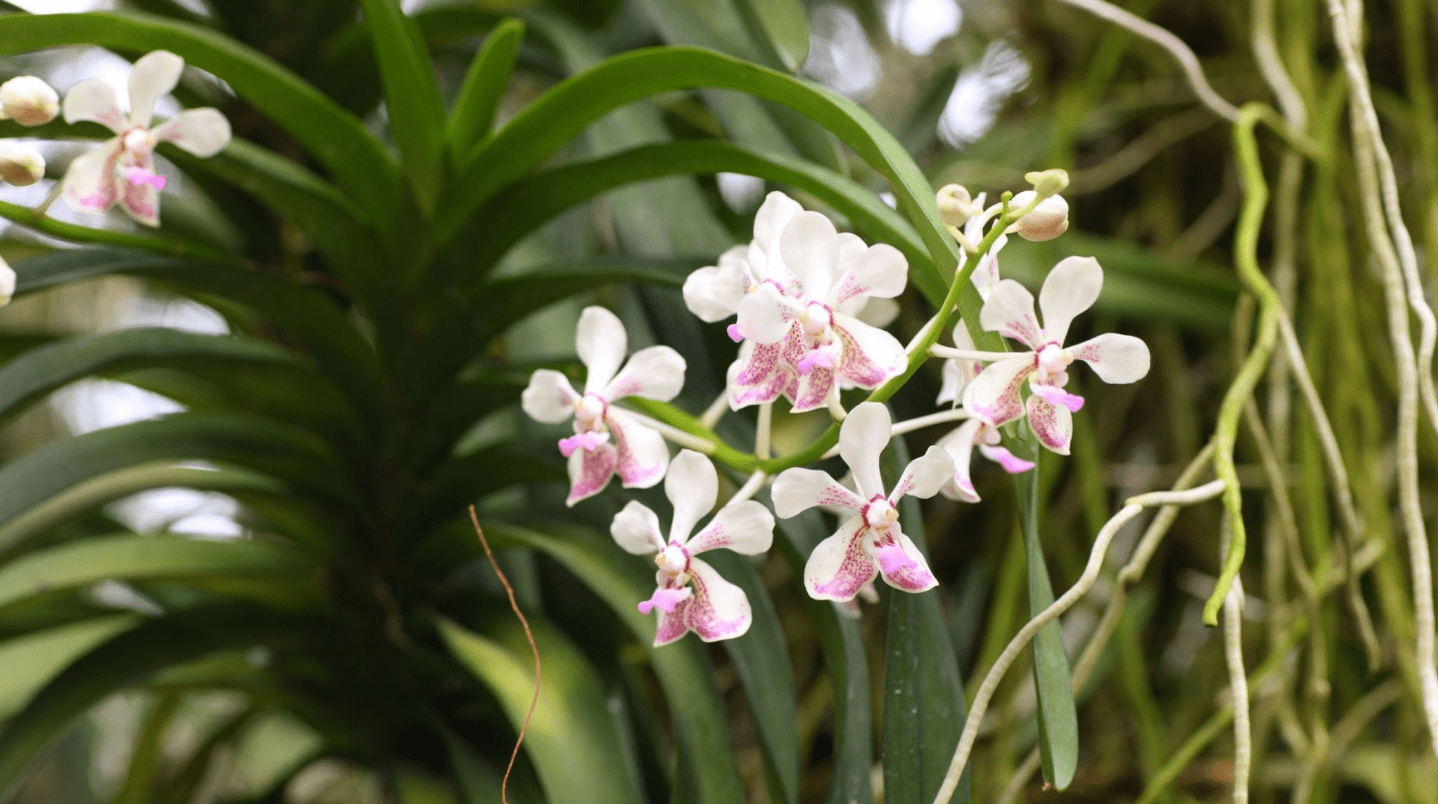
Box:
left=1010, top=190, right=1069, bottom=242
left=935, top=183, right=977, bottom=227
left=0, top=255, right=14, bottom=306
left=1024, top=168, right=1069, bottom=198
left=0, top=76, right=60, bottom=127
left=0, top=141, right=44, bottom=187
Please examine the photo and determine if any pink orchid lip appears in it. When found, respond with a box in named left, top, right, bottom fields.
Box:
left=796, top=348, right=835, bottom=375
left=558, top=430, right=607, bottom=457
left=638, top=586, right=690, bottom=615
left=123, top=166, right=167, bottom=190
left=726, top=323, right=744, bottom=342
left=1031, top=383, right=1084, bottom=412
left=979, top=444, right=1036, bottom=474
left=874, top=542, right=917, bottom=577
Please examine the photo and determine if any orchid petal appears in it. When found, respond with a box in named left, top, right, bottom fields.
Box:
left=127, top=50, right=184, bottom=128
left=1038, top=256, right=1102, bottom=344
left=683, top=558, right=753, bottom=642
left=1030, top=382, right=1085, bottom=412
left=558, top=431, right=607, bottom=456
left=751, top=191, right=804, bottom=272
left=151, top=107, right=230, bottom=157
left=682, top=246, right=748, bottom=322
left=961, top=354, right=1035, bottom=426
left=831, top=313, right=905, bottom=389
left=736, top=282, right=793, bottom=344
left=875, top=530, right=938, bottom=593
left=60, top=142, right=120, bottom=214
left=804, top=515, right=878, bottom=602
left=1026, top=393, right=1074, bottom=455
left=890, top=445, right=955, bottom=502
left=665, top=450, right=717, bottom=543
left=772, top=468, right=863, bottom=518
left=118, top=154, right=161, bottom=227
left=839, top=402, right=892, bottom=499
left=1069, top=332, right=1151, bottom=383
left=830, top=242, right=907, bottom=307
left=977, top=443, right=1035, bottom=473
left=788, top=366, right=835, bottom=413
left=728, top=342, right=793, bottom=409
left=979, top=279, right=1044, bottom=348
left=936, top=359, right=964, bottom=407
left=565, top=443, right=617, bottom=506
left=938, top=419, right=983, bottom=502
left=607, top=408, right=669, bottom=489
left=970, top=232, right=1008, bottom=300
left=779, top=211, right=840, bottom=300
left=854, top=296, right=900, bottom=328
left=606, top=345, right=686, bottom=402
left=611, top=500, right=665, bottom=555
left=653, top=599, right=693, bottom=646
left=521, top=369, right=579, bottom=424
left=576, top=306, right=627, bottom=394
left=61, top=79, right=125, bottom=133
left=687, top=500, right=774, bottom=556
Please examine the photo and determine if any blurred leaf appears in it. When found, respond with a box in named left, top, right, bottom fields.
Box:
left=447, top=17, right=526, bottom=159
left=161, top=706, right=257, bottom=804
left=438, top=617, right=646, bottom=804
left=357, top=0, right=447, bottom=205
left=0, top=615, right=139, bottom=721
left=113, top=693, right=182, bottom=804
left=735, top=0, right=808, bottom=71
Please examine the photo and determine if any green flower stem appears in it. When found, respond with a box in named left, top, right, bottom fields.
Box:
left=0, top=199, right=227, bottom=261
left=1202, top=103, right=1280, bottom=626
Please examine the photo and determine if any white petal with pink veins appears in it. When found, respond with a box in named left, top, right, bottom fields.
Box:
left=118, top=154, right=162, bottom=227
left=1069, top=332, right=1151, bottom=383
left=830, top=242, right=907, bottom=307
left=1038, top=256, right=1102, bottom=344
left=961, top=353, right=1034, bottom=427
left=61, top=79, right=125, bottom=133
left=520, top=369, right=579, bottom=423
left=804, top=515, right=878, bottom=602
left=566, top=443, right=618, bottom=507
left=127, top=51, right=185, bottom=128
left=575, top=306, right=628, bottom=394
left=1026, top=393, right=1074, bottom=454
left=779, top=211, right=841, bottom=300
left=839, top=402, right=892, bottom=499
left=938, top=419, right=982, bottom=502
left=152, top=108, right=231, bottom=157
left=605, top=345, right=685, bottom=402
left=831, top=313, right=904, bottom=388
left=607, top=408, right=669, bottom=489
left=979, top=279, right=1045, bottom=348
left=687, top=500, right=774, bottom=556
left=611, top=500, right=665, bottom=555
left=665, top=450, right=717, bottom=542
left=771, top=468, right=863, bottom=518
left=874, top=529, right=938, bottom=593
left=60, top=142, right=121, bottom=214
left=889, top=445, right=955, bottom=502
left=681, top=558, right=753, bottom=642
left=736, top=282, right=794, bottom=344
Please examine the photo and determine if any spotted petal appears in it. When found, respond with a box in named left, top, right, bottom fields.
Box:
left=979, top=279, right=1044, bottom=349
left=677, top=557, right=752, bottom=643
left=1038, top=256, right=1102, bottom=345
left=118, top=153, right=162, bottom=227
left=60, top=141, right=121, bottom=214
left=839, top=402, right=892, bottom=500
left=687, top=500, right=774, bottom=556
left=576, top=306, right=627, bottom=394
left=889, top=445, right=955, bottom=503
left=665, top=450, right=717, bottom=543
left=152, top=107, right=230, bottom=157
left=803, top=515, right=877, bottom=602
left=127, top=50, right=184, bottom=128
left=606, top=345, right=686, bottom=402
left=874, top=528, right=938, bottom=593
left=607, top=408, right=669, bottom=489
left=961, top=354, right=1034, bottom=427
left=832, top=313, right=905, bottom=389
left=1026, top=393, right=1074, bottom=455
left=829, top=242, right=907, bottom=308
left=611, top=500, right=665, bottom=555
left=521, top=369, right=579, bottom=424
left=61, top=79, right=125, bottom=133
left=1069, top=332, right=1151, bottom=384
left=772, top=468, right=863, bottom=518
left=565, top=443, right=617, bottom=507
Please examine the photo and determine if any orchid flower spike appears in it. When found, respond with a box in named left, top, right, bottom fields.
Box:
left=772, top=402, right=954, bottom=601
left=934, top=324, right=1033, bottom=503
left=611, top=450, right=774, bottom=645
left=60, top=51, right=231, bottom=226
left=731, top=209, right=909, bottom=411
left=522, top=306, right=686, bottom=506
left=962, top=256, right=1150, bottom=454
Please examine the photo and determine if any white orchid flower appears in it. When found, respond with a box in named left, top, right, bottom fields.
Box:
left=682, top=191, right=804, bottom=325
left=0, top=254, right=15, bottom=306
left=60, top=50, right=231, bottom=227
left=522, top=306, right=686, bottom=507
left=962, top=256, right=1150, bottom=454
left=772, top=402, right=953, bottom=601
left=611, top=451, right=774, bottom=646
left=933, top=325, right=1033, bottom=503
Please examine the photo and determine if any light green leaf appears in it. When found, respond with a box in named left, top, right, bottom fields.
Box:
left=437, top=617, right=645, bottom=804
left=0, top=615, right=139, bottom=721
left=735, top=0, right=809, bottom=70
left=447, top=17, right=525, bottom=159
left=357, top=0, right=448, bottom=205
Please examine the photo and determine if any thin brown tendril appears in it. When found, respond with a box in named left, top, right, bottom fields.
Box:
left=469, top=505, right=540, bottom=804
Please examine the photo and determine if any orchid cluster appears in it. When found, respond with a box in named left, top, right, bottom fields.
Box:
left=523, top=176, right=1151, bottom=646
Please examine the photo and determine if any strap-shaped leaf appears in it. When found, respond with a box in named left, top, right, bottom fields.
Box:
left=357, top=0, right=447, bottom=204
left=0, top=615, right=139, bottom=721
left=438, top=617, right=646, bottom=804
left=735, top=0, right=809, bottom=71
left=0, top=11, right=409, bottom=234
left=113, top=693, right=182, bottom=804
left=482, top=522, right=745, bottom=804
left=447, top=17, right=525, bottom=158
left=0, top=328, right=300, bottom=431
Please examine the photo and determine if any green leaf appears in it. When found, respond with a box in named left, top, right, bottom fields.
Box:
left=735, top=0, right=809, bottom=70
left=0, top=534, right=314, bottom=615
left=161, top=706, right=256, bottom=804
left=357, top=0, right=447, bottom=205
left=1015, top=453, right=1079, bottom=790
left=0, top=11, right=409, bottom=235
left=113, top=693, right=183, bottom=804
left=883, top=442, right=969, bottom=804
left=0, top=328, right=300, bottom=431
left=437, top=617, right=645, bottom=804
left=0, top=615, right=139, bottom=721
left=447, top=18, right=525, bottom=159
left=482, top=522, right=744, bottom=804
left=0, top=604, right=300, bottom=802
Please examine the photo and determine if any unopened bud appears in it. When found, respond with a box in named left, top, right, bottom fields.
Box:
left=1010, top=190, right=1069, bottom=242
left=0, top=255, right=14, bottom=306
left=0, top=76, right=60, bottom=127
left=0, top=141, right=44, bottom=186
left=935, top=183, right=976, bottom=227
left=1024, top=168, right=1069, bottom=198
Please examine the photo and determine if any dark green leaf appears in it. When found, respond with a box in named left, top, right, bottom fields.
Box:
left=447, top=18, right=525, bottom=158
left=357, top=0, right=447, bottom=204
left=735, top=0, right=808, bottom=70
left=113, top=693, right=183, bottom=804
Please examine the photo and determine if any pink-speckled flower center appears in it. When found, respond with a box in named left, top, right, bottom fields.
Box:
left=1036, top=342, right=1071, bottom=384
left=862, top=496, right=899, bottom=533
left=655, top=542, right=691, bottom=584
left=800, top=302, right=833, bottom=337
left=574, top=393, right=608, bottom=432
